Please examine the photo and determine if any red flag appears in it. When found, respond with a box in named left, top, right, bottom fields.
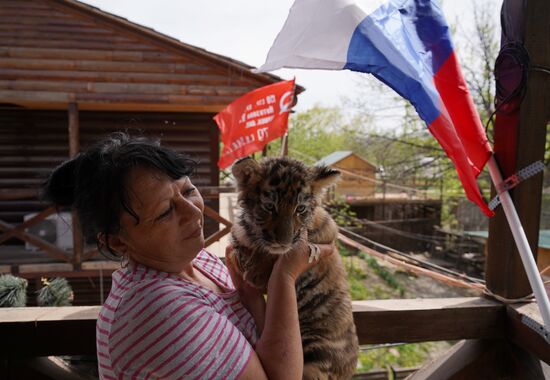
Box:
left=214, top=79, right=295, bottom=169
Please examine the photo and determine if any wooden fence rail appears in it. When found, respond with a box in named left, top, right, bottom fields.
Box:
left=0, top=186, right=236, bottom=269
left=0, top=297, right=508, bottom=357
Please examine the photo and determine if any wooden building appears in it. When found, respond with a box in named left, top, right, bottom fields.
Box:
left=0, top=0, right=294, bottom=302
left=466, top=230, right=550, bottom=273
left=348, top=197, right=442, bottom=253
left=316, top=151, right=377, bottom=197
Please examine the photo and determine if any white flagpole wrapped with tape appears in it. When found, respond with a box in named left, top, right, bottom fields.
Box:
left=487, top=155, right=550, bottom=332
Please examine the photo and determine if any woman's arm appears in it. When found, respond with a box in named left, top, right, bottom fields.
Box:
left=228, top=242, right=335, bottom=380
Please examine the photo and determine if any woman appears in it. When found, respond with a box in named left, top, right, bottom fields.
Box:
left=43, top=132, right=333, bottom=379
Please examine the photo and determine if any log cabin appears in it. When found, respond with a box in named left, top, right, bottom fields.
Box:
left=0, top=0, right=299, bottom=303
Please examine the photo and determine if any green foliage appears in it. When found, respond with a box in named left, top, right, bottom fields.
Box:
left=268, top=106, right=362, bottom=162
left=360, top=253, right=405, bottom=296
left=37, top=277, right=74, bottom=307
left=345, top=261, right=372, bottom=300
left=357, top=342, right=450, bottom=372
left=326, top=200, right=358, bottom=228
left=0, top=274, right=27, bottom=307
left=338, top=241, right=356, bottom=257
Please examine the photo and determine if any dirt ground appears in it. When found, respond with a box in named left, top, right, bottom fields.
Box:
left=343, top=253, right=481, bottom=300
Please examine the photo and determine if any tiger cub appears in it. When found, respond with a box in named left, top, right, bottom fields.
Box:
left=230, top=156, right=358, bottom=380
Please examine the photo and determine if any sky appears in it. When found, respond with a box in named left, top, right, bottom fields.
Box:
left=80, top=0, right=502, bottom=124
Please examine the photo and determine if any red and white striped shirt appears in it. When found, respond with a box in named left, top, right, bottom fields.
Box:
left=97, top=250, right=258, bottom=379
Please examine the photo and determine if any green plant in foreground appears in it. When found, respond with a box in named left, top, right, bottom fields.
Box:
left=0, top=274, right=27, bottom=307
left=37, top=277, right=74, bottom=307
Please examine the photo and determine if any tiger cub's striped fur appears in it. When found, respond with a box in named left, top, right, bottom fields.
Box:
left=230, top=156, right=358, bottom=380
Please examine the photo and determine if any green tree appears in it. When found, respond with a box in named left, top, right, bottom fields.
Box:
left=267, top=106, right=363, bottom=163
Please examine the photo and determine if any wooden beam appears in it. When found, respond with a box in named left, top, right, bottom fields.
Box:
left=203, top=205, right=232, bottom=226
left=353, top=367, right=417, bottom=380
left=68, top=102, right=83, bottom=271
left=0, top=207, right=56, bottom=245
left=0, top=298, right=504, bottom=357
left=67, top=102, right=79, bottom=158
left=507, top=302, right=550, bottom=365
left=80, top=261, right=119, bottom=271
left=209, top=122, right=220, bottom=187
left=18, top=263, right=73, bottom=274
left=0, top=92, right=226, bottom=112
left=0, top=307, right=98, bottom=356
left=204, top=226, right=231, bottom=248
left=0, top=188, right=37, bottom=201
left=408, top=339, right=544, bottom=380
left=486, top=0, right=550, bottom=298
left=352, top=297, right=505, bottom=344
left=0, top=220, right=70, bottom=262
left=82, top=248, right=99, bottom=261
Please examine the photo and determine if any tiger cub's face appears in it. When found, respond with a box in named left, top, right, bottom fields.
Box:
left=232, top=157, right=340, bottom=254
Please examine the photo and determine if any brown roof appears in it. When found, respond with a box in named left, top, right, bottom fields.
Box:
left=0, top=0, right=303, bottom=112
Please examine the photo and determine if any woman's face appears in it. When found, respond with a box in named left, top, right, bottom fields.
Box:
left=112, top=165, right=205, bottom=271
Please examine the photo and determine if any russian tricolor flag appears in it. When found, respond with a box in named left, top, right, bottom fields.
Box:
left=257, top=0, right=494, bottom=216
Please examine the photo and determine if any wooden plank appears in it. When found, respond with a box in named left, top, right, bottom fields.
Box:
left=68, top=103, right=83, bottom=269
left=0, top=23, right=109, bottom=34
left=0, top=306, right=99, bottom=323
left=353, top=368, right=417, bottom=380
left=0, top=68, right=239, bottom=83
left=209, top=122, right=220, bottom=187
left=0, top=220, right=71, bottom=262
left=351, top=297, right=505, bottom=344
left=1, top=46, right=145, bottom=61
left=204, top=226, right=231, bottom=248
left=486, top=0, right=550, bottom=298
left=0, top=306, right=99, bottom=356
left=0, top=57, right=198, bottom=74
left=203, top=205, right=232, bottom=226
left=0, top=189, right=37, bottom=201
left=67, top=102, right=79, bottom=157
left=0, top=206, right=56, bottom=244
left=0, top=90, right=230, bottom=109
left=80, top=261, right=119, bottom=271
left=507, top=303, right=550, bottom=365
left=0, top=38, right=153, bottom=51
left=0, top=299, right=503, bottom=357
left=409, top=339, right=544, bottom=380
left=408, top=340, right=492, bottom=380
left=82, top=248, right=99, bottom=261
left=18, top=263, right=74, bottom=274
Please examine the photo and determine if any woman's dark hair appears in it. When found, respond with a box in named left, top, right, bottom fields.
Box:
left=42, top=132, right=197, bottom=259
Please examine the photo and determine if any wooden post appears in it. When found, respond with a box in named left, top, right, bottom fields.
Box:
left=280, top=133, right=289, bottom=157
left=485, top=0, right=550, bottom=299
left=68, top=102, right=83, bottom=270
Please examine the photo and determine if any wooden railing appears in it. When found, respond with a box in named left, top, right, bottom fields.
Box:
left=2, top=298, right=546, bottom=369
left=3, top=188, right=550, bottom=377
left=0, top=186, right=236, bottom=271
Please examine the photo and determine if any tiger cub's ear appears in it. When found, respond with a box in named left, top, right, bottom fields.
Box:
left=232, top=157, right=261, bottom=189
left=310, top=165, right=341, bottom=194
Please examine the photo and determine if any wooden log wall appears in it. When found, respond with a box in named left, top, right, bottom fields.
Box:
left=0, top=108, right=219, bottom=236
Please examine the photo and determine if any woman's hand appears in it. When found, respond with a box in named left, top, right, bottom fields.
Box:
left=225, top=245, right=266, bottom=334
left=271, top=240, right=335, bottom=284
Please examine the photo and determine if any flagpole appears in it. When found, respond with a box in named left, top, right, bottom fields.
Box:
left=487, top=155, right=550, bottom=330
